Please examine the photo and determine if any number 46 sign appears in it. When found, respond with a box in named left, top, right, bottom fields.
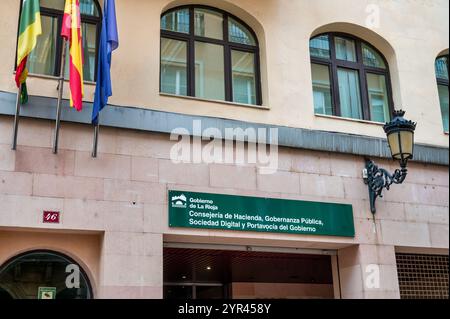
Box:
left=43, top=211, right=60, bottom=224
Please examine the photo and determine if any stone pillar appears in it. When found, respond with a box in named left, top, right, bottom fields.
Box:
left=98, top=231, right=163, bottom=299
left=338, top=244, right=400, bottom=299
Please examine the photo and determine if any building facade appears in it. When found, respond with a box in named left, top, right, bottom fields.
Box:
left=0, top=0, right=448, bottom=299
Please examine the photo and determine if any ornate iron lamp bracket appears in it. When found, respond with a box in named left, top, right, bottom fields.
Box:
left=364, top=159, right=408, bottom=214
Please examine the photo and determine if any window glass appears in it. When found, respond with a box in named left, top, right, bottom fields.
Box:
left=228, top=18, right=256, bottom=46
left=338, top=68, right=362, bottom=119
left=335, top=37, right=356, bottom=62
left=63, top=22, right=98, bottom=82
left=310, top=35, right=330, bottom=59
left=438, top=84, right=449, bottom=132
left=311, top=63, right=333, bottom=115
left=0, top=251, right=92, bottom=299
left=232, top=50, right=256, bottom=105
left=367, top=73, right=390, bottom=122
left=160, top=7, right=260, bottom=105
left=195, top=42, right=225, bottom=101
left=27, top=15, right=58, bottom=76
left=194, top=8, right=223, bottom=40
left=79, top=0, right=100, bottom=16
left=40, top=0, right=99, bottom=16
left=362, top=43, right=386, bottom=69
left=40, top=0, right=65, bottom=10
left=435, top=56, right=449, bottom=80
left=160, top=38, right=188, bottom=96
left=161, top=9, right=190, bottom=34
left=82, top=22, right=97, bottom=81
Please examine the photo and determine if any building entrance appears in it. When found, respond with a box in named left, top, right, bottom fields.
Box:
left=0, top=250, right=93, bottom=299
left=164, top=245, right=336, bottom=299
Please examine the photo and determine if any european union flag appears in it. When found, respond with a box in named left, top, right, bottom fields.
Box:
left=92, top=0, right=119, bottom=125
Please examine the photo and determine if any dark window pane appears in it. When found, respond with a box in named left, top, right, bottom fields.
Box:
left=438, top=84, right=449, bottom=132
left=82, top=22, right=97, bottom=82
left=194, top=8, right=223, bottom=40
left=338, top=68, right=362, bottom=119
left=311, top=63, right=333, bottom=115
left=161, top=9, right=190, bottom=34
left=160, top=38, right=188, bottom=96
left=232, top=50, right=256, bottom=105
left=64, top=22, right=98, bottom=82
left=362, top=43, right=386, bottom=69
left=436, top=56, right=449, bottom=80
left=367, top=73, right=390, bottom=122
left=310, top=35, right=330, bottom=59
left=195, top=42, right=225, bottom=101
left=40, top=0, right=65, bottom=10
left=335, top=37, right=356, bottom=62
left=228, top=18, right=256, bottom=46
left=27, top=15, right=58, bottom=76
left=40, top=0, right=100, bottom=16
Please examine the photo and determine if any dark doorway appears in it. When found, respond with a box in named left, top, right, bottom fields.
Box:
left=0, top=250, right=93, bottom=299
left=164, top=247, right=334, bottom=299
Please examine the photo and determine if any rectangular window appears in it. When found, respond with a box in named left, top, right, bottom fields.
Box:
left=195, top=42, right=225, bottom=101
left=194, top=8, right=223, bottom=40
left=367, top=73, right=390, bottom=122
left=27, top=15, right=58, bottom=77
left=232, top=50, right=256, bottom=105
left=81, top=22, right=97, bottom=82
left=335, top=37, right=357, bottom=62
left=311, top=63, right=333, bottom=115
left=160, top=38, right=188, bottom=96
left=338, top=68, right=362, bottom=119
left=438, top=84, right=449, bottom=132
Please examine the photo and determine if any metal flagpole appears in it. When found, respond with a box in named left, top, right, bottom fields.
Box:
left=11, top=85, right=22, bottom=150
left=52, top=38, right=68, bottom=154
left=92, top=120, right=99, bottom=158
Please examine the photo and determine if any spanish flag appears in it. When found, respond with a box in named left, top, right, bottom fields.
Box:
left=62, top=0, right=84, bottom=112
left=15, top=0, right=42, bottom=104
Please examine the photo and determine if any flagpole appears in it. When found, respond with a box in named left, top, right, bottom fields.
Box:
left=11, top=85, right=22, bottom=150
left=92, top=120, right=99, bottom=158
left=53, top=38, right=67, bottom=154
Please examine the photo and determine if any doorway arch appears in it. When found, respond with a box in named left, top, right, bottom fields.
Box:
left=0, top=250, right=93, bottom=299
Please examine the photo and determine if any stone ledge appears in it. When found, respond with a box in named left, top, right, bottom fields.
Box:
left=0, top=90, right=448, bottom=166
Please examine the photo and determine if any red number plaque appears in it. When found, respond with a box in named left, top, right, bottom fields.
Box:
left=43, top=211, right=60, bottom=224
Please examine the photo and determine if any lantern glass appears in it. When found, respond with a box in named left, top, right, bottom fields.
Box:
left=400, top=130, right=414, bottom=158
left=387, top=131, right=401, bottom=159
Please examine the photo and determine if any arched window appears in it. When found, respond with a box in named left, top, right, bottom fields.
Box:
left=435, top=55, right=449, bottom=132
left=19, top=0, right=102, bottom=82
left=0, top=250, right=93, bottom=299
left=310, top=33, right=393, bottom=123
left=160, top=6, right=262, bottom=106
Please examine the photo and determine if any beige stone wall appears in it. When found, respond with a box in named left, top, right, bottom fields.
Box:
left=0, top=0, right=449, bottom=147
left=0, top=115, right=448, bottom=298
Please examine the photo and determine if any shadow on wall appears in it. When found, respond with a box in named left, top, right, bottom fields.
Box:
left=311, top=22, right=401, bottom=109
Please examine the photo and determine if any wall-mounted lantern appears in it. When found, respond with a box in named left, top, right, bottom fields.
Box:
left=363, top=110, right=417, bottom=214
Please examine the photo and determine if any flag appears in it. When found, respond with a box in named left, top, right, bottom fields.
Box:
left=62, top=0, right=84, bottom=112
left=92, top=0, right=119, bottom=125
left=15, top=0, right=42, bottom=104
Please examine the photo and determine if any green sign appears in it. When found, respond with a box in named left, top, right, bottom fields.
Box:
left=169, top=191, right=355, bottom=237
left=38, top=287, right=57, bottom=299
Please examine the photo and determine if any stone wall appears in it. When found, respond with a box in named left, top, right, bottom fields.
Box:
left=0, top=115, right=448, bottom=298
